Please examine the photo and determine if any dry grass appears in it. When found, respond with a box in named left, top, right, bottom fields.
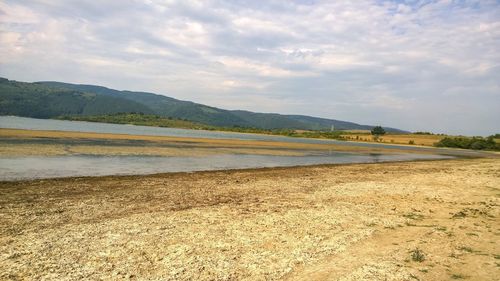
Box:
left=342, top=133, right=444, bottom=146
left=1, top=158, right=498, bottom=280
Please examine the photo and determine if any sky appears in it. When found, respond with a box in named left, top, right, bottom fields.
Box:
left=0, top=0, right=499, bottom=135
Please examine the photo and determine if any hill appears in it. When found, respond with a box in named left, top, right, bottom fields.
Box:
left=0, top=78, right=153, bottom=118
left=40, top=81, right=252, bottom=127
left=1, top=77, right=405, bottom=132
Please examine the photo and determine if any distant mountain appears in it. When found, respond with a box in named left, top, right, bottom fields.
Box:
left=0, top=77, right=406, bottom=132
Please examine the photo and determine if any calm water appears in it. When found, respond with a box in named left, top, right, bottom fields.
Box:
left=0, top=153, right=452, bottom=181
left=0, top=116, right=462, bottom=181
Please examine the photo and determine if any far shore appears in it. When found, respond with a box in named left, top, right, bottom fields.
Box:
left=0, top=115, right=466, bottom=148
left=0, top=128, right=496, bottom=159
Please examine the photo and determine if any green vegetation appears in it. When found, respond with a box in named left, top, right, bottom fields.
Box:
left=435, top=136, right=499, bottom=151
left=413, top=131, right=446, bottom=136
left=0, top=78, right=152, bottom=118
left=213, top=126, right=344, bottom=139
left=410, top=248, right=426, bottom=262
left=371, top=126, right=386, bottom=136
left=58, top=113, right=203, bottom=129
left=371, top=126, right=386, bottom=141
left=413, top=131, right=434, bottom=135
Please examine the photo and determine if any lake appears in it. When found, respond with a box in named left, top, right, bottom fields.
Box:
left=0, top=116, right=462, bottom=181
left=0, top=153, right=453, bottom=181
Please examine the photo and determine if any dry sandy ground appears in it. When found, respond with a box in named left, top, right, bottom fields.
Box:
left=0, top=158, right=498, bottom=280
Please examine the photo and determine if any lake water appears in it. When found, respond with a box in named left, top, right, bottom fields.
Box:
left=0, top=153, right=452, bottom=181
left=0, top=116, right=462, bottom=181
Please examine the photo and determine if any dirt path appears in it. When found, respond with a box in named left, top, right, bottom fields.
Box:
left=0, top=159, right=498, bottom=280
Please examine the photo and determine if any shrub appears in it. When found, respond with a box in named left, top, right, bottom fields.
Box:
left=411, top=248, right=426, bottom=262
left=414, top=131, right=433, bottom=135
left=435, top=136, right=499, bottom=151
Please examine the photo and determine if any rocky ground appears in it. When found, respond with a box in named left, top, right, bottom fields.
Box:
left=0, top=158, right=499, bottom=280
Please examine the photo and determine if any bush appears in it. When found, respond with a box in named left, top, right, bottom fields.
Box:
left=435, top=136, right=499, bottom=151
left=414, top=131, right=433, bottom=135
left=411, top=248, right=426, bottom=262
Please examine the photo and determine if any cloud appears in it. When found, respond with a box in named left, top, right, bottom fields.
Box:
left=0, top=0, right=499, bottom=135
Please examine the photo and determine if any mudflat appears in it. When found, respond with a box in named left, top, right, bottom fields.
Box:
left=0, top=158, right=498, bottom=280
left=0, top=128, right=403, bottom=157
left=0, top=128, right=494, bottom=158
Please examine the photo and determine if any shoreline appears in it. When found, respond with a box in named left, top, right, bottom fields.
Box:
left=6, top=115, right=497, bottom=149
left=1, top=128, right=496, bottom=182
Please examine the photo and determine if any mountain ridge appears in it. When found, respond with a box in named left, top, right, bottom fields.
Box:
left=0, top=77, right=406, bottom=132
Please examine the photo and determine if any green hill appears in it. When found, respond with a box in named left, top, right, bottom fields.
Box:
left=0, top=78, right=153, bottom=118
left=40, top=81, right=252, bottom=127
left=1, top=77, right=406, bottom=132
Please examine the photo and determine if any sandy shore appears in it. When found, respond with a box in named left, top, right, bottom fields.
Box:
left=0, top=158, right=498, bottom=280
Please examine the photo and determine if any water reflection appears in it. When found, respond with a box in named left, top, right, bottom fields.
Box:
left=369, top=153, right=382, bottom=163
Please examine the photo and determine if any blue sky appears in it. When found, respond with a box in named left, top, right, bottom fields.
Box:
left=0, top=0, right=499, bottom=135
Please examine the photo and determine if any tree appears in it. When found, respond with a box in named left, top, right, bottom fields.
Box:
left=371, top=126, right=386, bottom=136
left=371, top=126, right=386, bottom=141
